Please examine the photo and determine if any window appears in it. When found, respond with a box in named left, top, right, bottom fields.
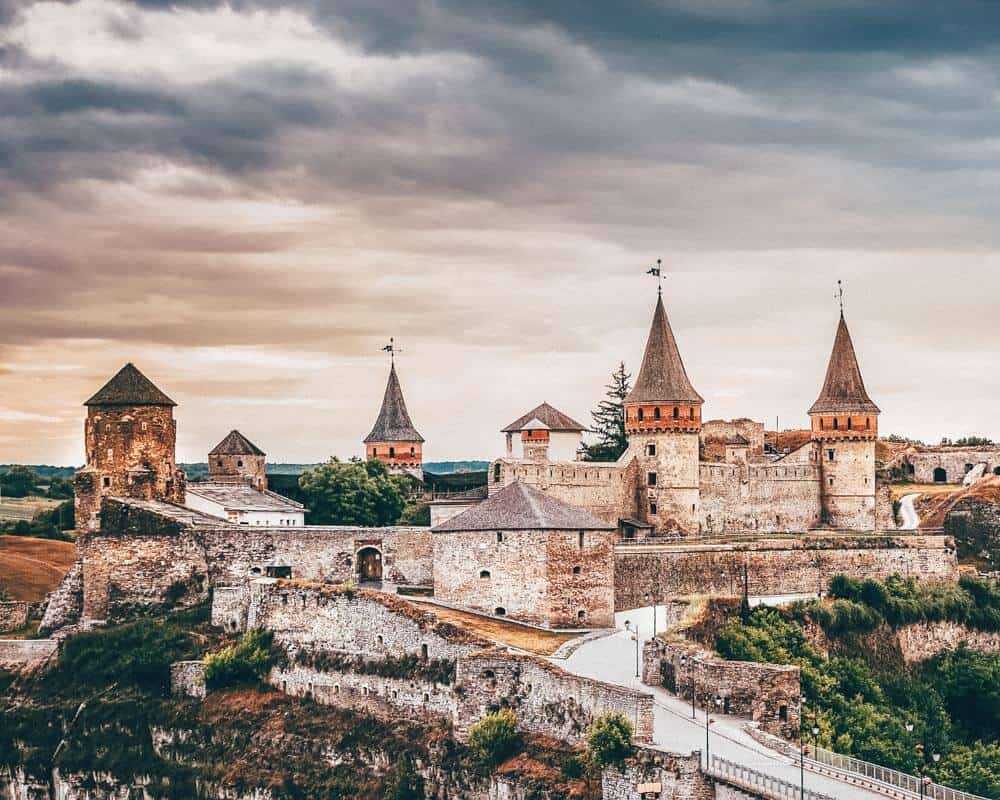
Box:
left=496, top=531, right=504, bottom=544
left=141, top=422, right=148, bottom=431
left=217, top=460, right=223, bottom=467
left=654, top=407, right=661, bottom=420
left=647, top=472, right=657, bottom=486
left=102, top=476, right=110, bottom=488
left=237, top=460, right=243, bottom=467
left=866, top=417, right=871, bottom=430
left=779, top=705, right=788, bottom=722
left=572, top=565, right=581, bottom=575
left=638, top=408, right=644, bottom=421
left=494, top=463, right=501, bottom=483
left=833, top=418, right=839, bottom=430
left=673, top=406, right=679, bottom=420
left=376, top=635, right=383, bottom=645
left=649, top=502, right=657, bottom=515
left=494, top=607, right=506, bottom=617
left=819, top=418, right=825, bottom=431
left=827, top=449, right=834, bottom=461
left=421, top=644, right=428, bottom=660
left=388, top=447, right=395, bottom=458
left=479, top=570, right=491, bottom=579
left=578, top=531, right=585, bottom=548
left=577, top=610, right=586, bottom=620
left=829, top=477, right=834, bottom=486
left=646, top=443, right=656, bottom=456
left=690, top=407, right=695, bottom=420
left=410, top=447, right=415, bottom=455
left=847, top=417, right=853, bottom=430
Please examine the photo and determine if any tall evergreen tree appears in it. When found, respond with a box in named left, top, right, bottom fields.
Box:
left=583, top=362, right=631, bottom=462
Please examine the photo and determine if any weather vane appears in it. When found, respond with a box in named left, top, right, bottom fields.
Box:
left=835, top=280, right=844, bottom=316
left=645, top=258, right=663, bottom=295
left=381, top=337, right=402, bottom=364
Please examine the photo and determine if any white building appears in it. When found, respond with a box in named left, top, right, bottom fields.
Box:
left=185, top=482, right=305, bottom=526
left=501, top=402, right=586, bottom=463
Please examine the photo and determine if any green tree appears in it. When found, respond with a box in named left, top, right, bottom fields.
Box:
left=298, top=458, right=409, bottom=526
left=586, top=713, right=634, bottom=768
left=0, top=466, right=38, bottom=498
left=204, top=630, right=280, bottom=691
left=46, top=478, right=74, bottom=499
left=468, top=708, right=521, bottom=767
left=583, top=362, right=631, bottom=462
left=398, top=502, right=431, bottom=526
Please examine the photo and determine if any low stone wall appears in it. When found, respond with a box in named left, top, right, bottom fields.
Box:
left=602, top=745, right=714, bottom=800
left=0, top=638, right=59, bottom=671
left=894, top=622, right=1000, bottom=664
left=170, top=660, right=206, bottom=698
left=39, top=559, right=83, bottom=634
left=457, top=648, right=655, bottom=745
left=642, top=639, right=799, bottom=738
left=0, top=602, right=29, bottom=633
left=615, top=534, right=957, bottom=610
left=211, top=585, right=248, bottom=632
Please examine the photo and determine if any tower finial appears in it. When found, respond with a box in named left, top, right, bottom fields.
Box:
left=645, top=258, right=663, bottom=296
left=836, top=280, right=844, bottom=317
left=381, top=337, right=402, bottom=364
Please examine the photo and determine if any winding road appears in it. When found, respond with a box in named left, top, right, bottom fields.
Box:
left=898, top=493, right=921, bottom=530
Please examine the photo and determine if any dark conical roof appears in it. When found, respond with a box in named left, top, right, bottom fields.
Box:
left=209, top=430, right=265, bottom=456
left=809, top=314, right=880, bottom=415
left=502, top=402, right=586, bottom=433
left=84, top=363, right=176, bottom=407
left=432, top=481, right=615, bottom=531
left=625, top=295, right=703, bottom=405
left=363, top=363, right=424, bottom=443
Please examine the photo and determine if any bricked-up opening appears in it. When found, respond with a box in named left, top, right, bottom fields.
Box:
left=494, top=607, right=506, bottom=616
left=479, top=570, right=491, bottom=579
left=934, top=467, right=947, bottom=483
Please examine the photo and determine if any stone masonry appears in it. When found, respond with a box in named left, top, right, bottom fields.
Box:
left=0, top=602, right=29, bottom=634
left=169, top=660, right=206, bottom=698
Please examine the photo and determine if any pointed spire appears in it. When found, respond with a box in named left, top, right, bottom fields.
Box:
left=625, top=294, right=703, bottom=405
left=84, top=363, right=176, bottom=406
left=809, top=314, right=880, bottom=415
left=364, top=363, right=424, bottom=443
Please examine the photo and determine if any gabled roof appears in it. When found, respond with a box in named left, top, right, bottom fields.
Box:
left=364, top=363, right=424, bottom=443
left=210, top=429, right=265, bottom=457
left=502, top=402, right=586, bottom=433
left=84, top=363, right=176, bottom=407
left=433, top=481, right=615, bottom=532
left=809, top=314, right=880, bottom=415
left=186, top=482, right=303, bottom=512
left=625, top=295, right=703, bottom=405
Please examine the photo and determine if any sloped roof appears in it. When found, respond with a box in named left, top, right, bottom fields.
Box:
left=625, top=295, right=703, bottom=405
left=726, top=435, right=750, bottom=446
left=187, top=482, right=303, bottom=512
left=502, top=402, right=586, bottom=433
left=809, top=314, right=880, bottom=415
left=433, top=481, right=615, bottom=531
left=84, top=363, right=176, bottom=407
left=364, top=363, right=424, bottom=443
left=210, top=429, right=265, bottom=456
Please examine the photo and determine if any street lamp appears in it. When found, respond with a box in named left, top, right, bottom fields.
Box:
left=624, top=620, right=640, bottom=678
left=919, top=775, right=932, bottom=800
left=799, top=698, right=807, bottom=799
left=679, top=654, right=696, bottom=718
left=643, top=589, right=661, bottom=637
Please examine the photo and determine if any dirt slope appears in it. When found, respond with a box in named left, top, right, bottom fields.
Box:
left=0, top=535, right=75, bottom=601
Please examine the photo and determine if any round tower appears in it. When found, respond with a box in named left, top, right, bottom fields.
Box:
left=624, top=293, right=703, bottom=534
left=364, top=361, right=425, bottom=478
left=809, top=312, right=880, bottom=530
left=75, top=363, right=186, bottom=531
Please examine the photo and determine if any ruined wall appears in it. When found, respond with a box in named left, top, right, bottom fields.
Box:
left=602, top=746, right=715, bottom=800
left=0, top=638, right=58, bottom=670
left=170, top=660, right=206, bottom=698
left=907, top=448, right=1000, bottom=485
left=642, top=639, right=799, bottom=738
left=945, top=494, right=1000, bottom=565
left=456, top=649, right=655, bottom=745
left=698, top=461, right=821, bottom=533
left=39, top=560, right=83, bottom=634
left=0, top=602, right=29, bottom=633
left=895, top=622, right=1000, bottom=665
left=432, top=527, right=616, bottom=628
left=615, top=535, right=958, bottom=610
left=701, top=419, right=765, bottom=459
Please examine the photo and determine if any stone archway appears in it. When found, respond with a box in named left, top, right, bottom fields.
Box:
left=357, top=547, right=383, bottom=582
left=933, top=467, right=948, bottom=483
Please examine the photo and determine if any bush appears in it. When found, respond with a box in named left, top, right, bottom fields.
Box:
left=382, top=756, right=425, bottom=800
left=468, top=708, right=521, bottom=767
left=586, top=713, right=634, bottom=768
left=204, top=630, right=279, bottom=690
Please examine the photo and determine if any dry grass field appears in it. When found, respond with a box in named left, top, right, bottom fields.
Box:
left=0, top=535, right=75, bottom=601
left=0, top=495, right=62, bottom=522
left=407, top=599, right=581, bottom=655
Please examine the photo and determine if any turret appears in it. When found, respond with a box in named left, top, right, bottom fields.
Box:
left=810, top=312, right=880, bottom=529
left=501, top=402, right=587, bottom=462
left=75, top=363, right=186, bottom=531
left=364, top=362, right=424, bottom=478
left=624, top=293, right=703, bottom=533
left=208, top=430, right=267, bottom=491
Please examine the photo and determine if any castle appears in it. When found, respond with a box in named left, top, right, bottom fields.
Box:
left=487, top=291, right=891, bottom=536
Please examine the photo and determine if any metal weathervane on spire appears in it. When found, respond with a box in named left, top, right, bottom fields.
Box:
left=645, top=258, right=664, bottom=295
left=381, top=337, right=402, bottom=364
left=835, top=280, right=844, bottom=317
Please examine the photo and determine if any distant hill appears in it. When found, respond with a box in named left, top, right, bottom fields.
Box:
left=422, top=461, right=489, bottom=474
left=0, top=465, right=77, bottom=479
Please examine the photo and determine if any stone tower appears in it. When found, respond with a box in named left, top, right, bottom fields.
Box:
left=809, top=311, right=880, bottom=530
left=208, top=430, right=267, bottom=491
left=623, top=293, right=704, bottom=533
left=364, top=362, right=425, bottom=478
left=75, top=363, right=186, bottom=531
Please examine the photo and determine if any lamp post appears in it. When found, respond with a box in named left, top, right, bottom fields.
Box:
left=799, top=698, right=806, bottom=800
left=679, top=654, right=696, bottom=718
left=624, top=620, right=640, bottom=678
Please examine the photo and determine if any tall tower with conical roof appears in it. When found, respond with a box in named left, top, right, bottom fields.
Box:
left=809, top=311, right=880, bottom=529
left=75, top=363, right=187, bottom=531
left=623, top=292, right=704, bottom=533
left=364, top=362, right=425, bottom=478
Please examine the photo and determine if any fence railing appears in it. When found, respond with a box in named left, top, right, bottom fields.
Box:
left=808, top=744, right=990, bottom=800
left=707, top=755, right=836, bottom=800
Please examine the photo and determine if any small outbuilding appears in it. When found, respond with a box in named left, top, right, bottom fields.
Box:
left=431, top=481, right=617, bottom=629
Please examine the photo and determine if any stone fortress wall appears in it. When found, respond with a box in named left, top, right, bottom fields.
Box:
left=615, top=534, right=958, bottom=612
left=0, top=602, right=29, bottom=634
left=902, top=447, right=1000, bottom=484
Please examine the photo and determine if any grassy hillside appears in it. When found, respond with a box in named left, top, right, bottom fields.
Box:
left=0, top=535, right=75, bottom=601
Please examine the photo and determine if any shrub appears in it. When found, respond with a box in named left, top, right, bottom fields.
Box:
left=586, top=713, right=634, bottom=768
left=204, top=630, right=279, bottom=690
left=382, top=755, right=425, bottom=800
left=468, top=708, right=521, bottom=767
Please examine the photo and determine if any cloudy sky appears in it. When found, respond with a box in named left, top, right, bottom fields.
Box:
left=2, top=0, right=999, bottom=466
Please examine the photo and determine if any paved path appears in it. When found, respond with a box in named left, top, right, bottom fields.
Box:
left=899, top=493, right=920, bottom=530
left=555, top=606, right=889, bottom=800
